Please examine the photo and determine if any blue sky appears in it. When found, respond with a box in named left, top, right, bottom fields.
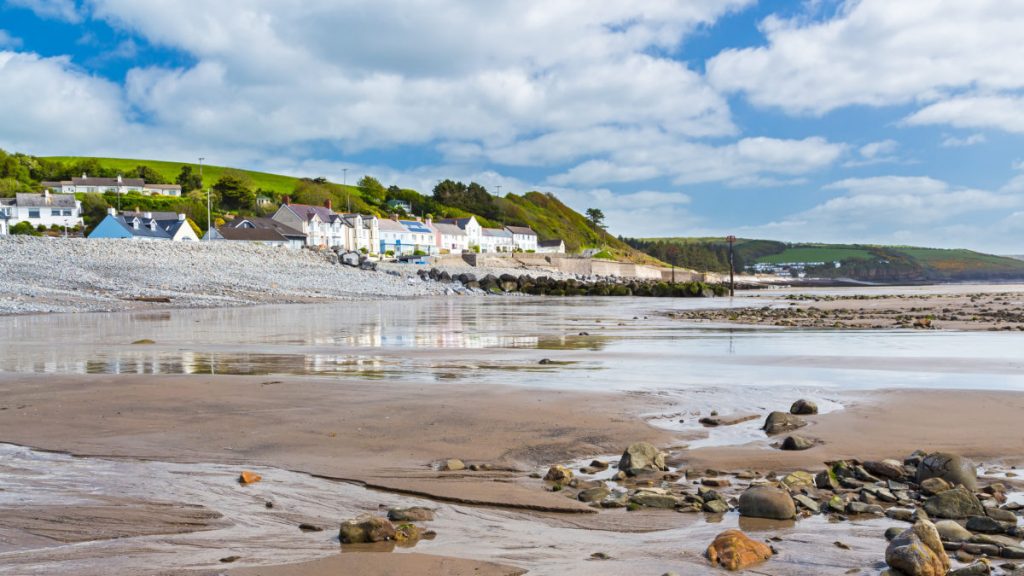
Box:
left=2, top=0, right=1023, bottom=253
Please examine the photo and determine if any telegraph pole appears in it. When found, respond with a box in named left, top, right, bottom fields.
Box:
left=727, top=235, right=736, bottom=296
left=199, top=157, right=210, bottom=239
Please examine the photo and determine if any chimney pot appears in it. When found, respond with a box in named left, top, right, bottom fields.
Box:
left=325, top=199, right=332, bottom=210
left=107, top=207, right=117, bottom=216
left=283, top=196, right=291, bottom=205
left=178, top=213, right=186, bottom=221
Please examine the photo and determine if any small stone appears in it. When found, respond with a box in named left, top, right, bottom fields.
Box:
left=238, top=471, right=262, bottom=485
left=934, top=520, right=973, bottom=542
left=387, top=507, right=435, bottom=522
left=781, top=435, right=815, bottom=451
left=966, top=515, right=1007, bottom=534
left=298, top=523, right=323, bottom=532
left=921, top=477, right=953, bottom=496
left=220, top=556, right=241, bottom=563
left=544, top=465, right=574, bottom=483
left=948, top=562, right=992, bottom=576
left=339, top=515, right=396, bottom=544
left=445, top=459, right=465, bottom=471
left=703, top=499, right=730, bottom=514
left=884, top=527, right=904, bottom=541
left=738, top=486, right=796, bottom=520
left=762, top=411, right=807, bottom=435
left=793, top=494, right=821, bottom=514
left=618, top=442, right=667, bottom=476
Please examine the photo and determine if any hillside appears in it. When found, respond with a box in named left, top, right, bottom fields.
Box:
left=625, top=237, right=1024, bottom=282
left=0, top=150, right=653, bottom=262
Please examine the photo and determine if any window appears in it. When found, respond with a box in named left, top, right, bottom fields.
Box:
left=28, top=209, right=40, bottom=219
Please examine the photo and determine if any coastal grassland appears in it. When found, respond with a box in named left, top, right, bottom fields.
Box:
left=755, top=245, right=876, bottom=264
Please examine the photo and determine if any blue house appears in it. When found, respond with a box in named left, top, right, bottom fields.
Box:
left=88, top=209, right=199, bottom=241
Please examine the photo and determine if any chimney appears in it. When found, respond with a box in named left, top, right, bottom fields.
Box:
left=82, top=173, right=87, bottom=179
left=107, top=207, right=117, bottom=216
left=391, top=213, right=399, bottom=221
left=117, top=174, right=123, bottom=183
left=284, top=196, right=291, bottom=205
left=415, top=216, right=422, bottom=222
left=324, top=199, right=332, bottom=211
left=178, top=213, right=186, bottom=221
left=144, top=211, right=152, bottom=219
left=425, top=217, right=432, bottom=227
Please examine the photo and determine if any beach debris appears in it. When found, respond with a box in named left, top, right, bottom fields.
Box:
left=885, top=518, right=949, bottom=576
left=789, top=399, right=818, bottom=415
left=738, top=486, right=796, bottom=520
left=590, top=552, right=611, bottom=560
left=617, top=441, right=667, bottom=476
left=131, top=339, right=156, bottom=345
left=339, top=515, right=397, bottom=544
left=762, top=411, right=807, bottom=435
left=298, top=523, right=323, bottom=532
left=219, top=556, right=241, bottom=563
left=544, top=465, right=574, bottom=483
left=238, top=471, right=262, bottom=485
left=387, top=507, right=435, bottom=522
left=444, top=458, right=465, bottom=471
left=706, top=529, right=773, bottom=571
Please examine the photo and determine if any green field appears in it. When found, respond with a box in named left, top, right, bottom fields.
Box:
left=45, top=156, right=306, bottom=196
left=756, top=245, right=876, bottom=264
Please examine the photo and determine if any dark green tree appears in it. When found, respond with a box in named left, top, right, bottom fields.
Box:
left=357, top=175, right=386, bottom=203
left=585, top=208, right=605, bottom=228
left=80, top=193, right=111, bottom=231
left=176, top=165, right=203, bottom=193
left=130, top=165, right=168, bottom=184
left=212, top=171, right=255, bottom=210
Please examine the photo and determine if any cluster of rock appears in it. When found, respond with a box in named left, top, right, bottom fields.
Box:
left=338, top=506, right=437, bottom=545
left=329, top=247, right=378, bottom=270
left=417, top=267, right=727, bottom=298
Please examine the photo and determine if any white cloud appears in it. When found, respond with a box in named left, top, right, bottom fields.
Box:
left=0, top=30, right=23, bottom=49
left=548, top=135, right=846, bottom=187
left=859, top=139, right=898, bottom=159
left=905, top=96, right=1024, bottom=134
left=940, top=133, right=987, bottom=148
left=7, top=0, right=81, bottom=22
left=731, top=175, right=1024, bottom=251
left=707, top=0, right=1024, bottom=116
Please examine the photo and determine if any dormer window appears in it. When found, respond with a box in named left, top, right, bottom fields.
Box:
left=132, top=218, right=140, bottom=230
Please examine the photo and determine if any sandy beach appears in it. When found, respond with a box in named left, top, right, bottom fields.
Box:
left=0, top=293, right=1022, bottom=575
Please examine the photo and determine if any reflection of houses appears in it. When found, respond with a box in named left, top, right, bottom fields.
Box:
left=537, top=239, right=566, bottom=254
left=89, top=208, right=199, bottom=241
left=42, top=174, right=182, bottom=197
left=206, top=216, right=306, bottom=249
left=748, top=261, right=841, bottom=278
left=0, top=191, right=84, bottom=231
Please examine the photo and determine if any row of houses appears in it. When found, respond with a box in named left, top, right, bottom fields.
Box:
left=0, top=191, right=565, bottom=255
left=42, top=174, right=183, bottom=197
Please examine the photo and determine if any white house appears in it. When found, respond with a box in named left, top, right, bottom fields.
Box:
left=437, top=217, right=482, bottom=250
left=480, top=227, right=514, bottom=253
left=0, top=191, right=84, bottom=231
left=42, top=174, right=183, bottom=197
left=0, top=213, right=8, bottom=235
left=506, top=225, right=538, bottom=252
left=434, top=222, right=469, bottom=253
left=537, top=239, right=566, bottom=254
left=342, top=213, right=380, bottom=254
left=272, top=200, right=379, bottom=253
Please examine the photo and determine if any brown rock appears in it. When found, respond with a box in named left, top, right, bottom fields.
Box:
left=885, top=518, right=951, bottom=576
left=339, top=515, right=396, bottom=544
left=706, top=529, right=773, bottom=571
left=238, top=471, right=262, bottom=485
left=544, top=465, right=574, bottom=483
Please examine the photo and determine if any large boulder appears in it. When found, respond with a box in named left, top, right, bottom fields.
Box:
left=738, top=486, right=796, bottom=520
left=789, top=399, right=818, bottom=415
left=923, top=486, right=985, bottom=519
left=339, top=515, right=396, bottom=543
left=916, top=452, right=977, bottom=490
left=781, top=435, right=815, bottom=451
left=544, top=465, right=574, bottom=483
left=341, top=251, right=361, bottom=267
left=617, top=442, right=666, bottom=476
left=706, top=529, right=773, bottom=571
left=863, top=459, right=907, bottom=480
left=762, top=411, right=807, bottom=435
left=885, top=518, right=950, bottom=576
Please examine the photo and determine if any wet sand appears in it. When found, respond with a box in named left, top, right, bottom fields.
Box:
left=671, top=290, right=1024, bottom=331
left=2, top=371, right=1024, bottom=574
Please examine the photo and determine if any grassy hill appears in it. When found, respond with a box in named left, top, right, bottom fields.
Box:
left=30, top=154, right=653, bottom=262
left=626, top=236, right=1024, bottom=282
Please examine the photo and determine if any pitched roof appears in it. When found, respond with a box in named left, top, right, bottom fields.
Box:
left=378, top=218, right=407, bottom=232
left=283, top=202, right=336, bottom=222
left=482, top=227, right=512, bottom=238
left=215, top=226, right=290, bottom=242
left=437, top=217, right=475, bottom=229
left=106, top=215, right=174, bottom=239
left=72, top=176, right=145, bottom=187
left=433, top=222, right=466, bottom=236
left=401, top=220, right=433, bottom=234
left=226, top=216, right=305, bottom=238
left=505, top=225, right=536, bottom=236
left=143, top=184, right=182, bottom=190
left=538, top=239, right=564, bottom=247
left=122, top=210, right=179, bottom=220
left=14, top=193, right=77, bottom=208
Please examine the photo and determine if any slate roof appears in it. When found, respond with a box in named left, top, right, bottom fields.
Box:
left=72, top=176, right=145, bottom=187
left=283, top=203, right=337, bottom=223
left=122, top=210, right=179, bottom=220
left=433, top=222, right=466, bottom=236
left=505, top=225, right=537, bottom=236
left=482, top=227, right=512, bottom=238
left=378, top=218, right=408, bottom=232
left=106, top=215, right=175, bottom=239
left=215, top=227, right=291, bottom=242
left=438, top=217, right=474, bottom=228
left=14, top=193, right=78, bottom=208
left=226, top=216, right=305, bottom=238
left=538, top=239, right=564, bottom=248
left=401, top=220, right=433, bottom=234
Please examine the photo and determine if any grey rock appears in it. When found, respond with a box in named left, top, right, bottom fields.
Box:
left=738, top=485, right=796, bottom=520
left=966, top=515, right=1008, bottom=534
left=762, top=411, right=807, bottom=435
left=703, top=499, right=730, bottom=514
left=921, top=476, right=953, bottom=495
left=789, top=399, right=818, bottom=415
left=618, top=442, right=666, bottom=476
left=986, top=507, right=1018, bottom=523
left=924, top=486, right=985, bottom=519
left=949, top=562, right=992, bottom=576
left=781, top=435, right=815, bottom=451
left=864, top=459, right=907, bottom=480
left=793, top=494, right=821, bottom=514
left=886, top=508, right=915, bottom=522
left=884, top=526, right=905, bottom=541
left=935, top=519, right=973, bottom=542
left=387, top=507, right=434, bottom=522
left=846, top=501, right=884, bottom=516
left=916, top=452, right=978, bottom=490
left=578, top=486, right=611, bottom=503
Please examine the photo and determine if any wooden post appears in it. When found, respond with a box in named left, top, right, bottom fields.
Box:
left=727, top=235, right=736, bottom=296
